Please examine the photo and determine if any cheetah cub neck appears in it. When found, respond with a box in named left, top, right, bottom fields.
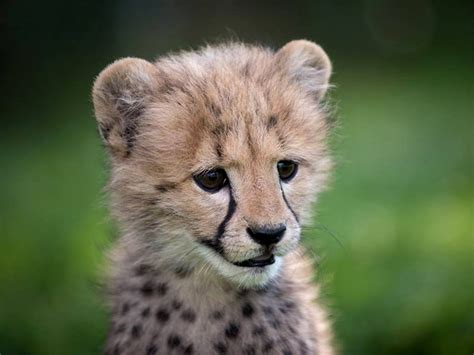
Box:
left=93, top=40, right=335, bottom=355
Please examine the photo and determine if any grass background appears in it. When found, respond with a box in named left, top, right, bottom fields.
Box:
left=1, top=1, right=472, bottom=354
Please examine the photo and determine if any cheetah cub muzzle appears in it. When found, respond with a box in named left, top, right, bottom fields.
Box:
left=93, top=39, right=335, bottom=355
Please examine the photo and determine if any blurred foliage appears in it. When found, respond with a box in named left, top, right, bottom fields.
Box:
left=0, top=0, right=472, bottom=354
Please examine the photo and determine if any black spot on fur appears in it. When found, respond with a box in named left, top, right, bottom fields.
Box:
left=256, top=285, right=270, bottom=294
left=263, top=306, right=274, bottom=315
left=135, top=264, right=152, bottom=276
left=167, top=334, right=181, bottom=348
left=242, top=302, right=254, bottom=318
left=111, top=343, right=121, bottom=355
left=267, top=115, right=278, bottom=130
left=121, top=303, right=130, bottom=315
left=181, top=309, right=196, bottom=323
left=211, top=310, right=224, bottom=320
left=115, top=323, right=126, bottom=334
left=263, top=340, right=274, bottom=352
left=215, top=142, right=223, bottom=158
left=141, top=307, right=150, bottom=318
left=270, top=319, right=281, bottom=328
left=209, top=102, right=222, bottom=117
left=146, top=344, right=158, bottom=355
left=156, top=308, right=170, bottom=323
left=183, top=344, right=194, bottom=354
left=237, top=289, right=249, bottom=298
left=225, top=322, right=240, bottom=339
left=211, top=124, right=229, bottom=139
left=299, top=339, right=309, bottom=354
left=156, top=282, right=168, bottom=295
left=252, top=325, right=265, bottom=336
left=131, top=324, right=142, bottom=338
left=155, top=183, right=177, bottom=193
left=283, top=350, right=293, bottom=355
left=172, top=300, right=183, bottom=310
left=214, top=342, right=227, bottom=354
left=140, top=281, right=154, bottom=296
left=244, top=345, right=256, bottom=355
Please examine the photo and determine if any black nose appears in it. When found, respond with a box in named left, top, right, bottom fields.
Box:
left=246, top=224, right=286, bottom=246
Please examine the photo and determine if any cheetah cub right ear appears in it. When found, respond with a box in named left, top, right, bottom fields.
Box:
left=276, top=39, right=332, bottom=101
left=92, top=58, right=160, bottom=159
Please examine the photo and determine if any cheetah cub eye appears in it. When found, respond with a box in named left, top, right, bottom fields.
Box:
left=277, top=160, right=298, bottom=182
left=193, top=168, right=228, bottom=193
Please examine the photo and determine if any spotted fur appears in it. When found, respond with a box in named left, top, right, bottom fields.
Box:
left=93, top=40, right=335, bottom=354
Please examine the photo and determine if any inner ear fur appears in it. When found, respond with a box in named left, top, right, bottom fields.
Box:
left=276, top=39, right=332, bottom=101
left=92, top=57, right=160, bottom=158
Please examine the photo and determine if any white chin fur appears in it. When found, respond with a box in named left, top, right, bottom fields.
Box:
left=195, top=244, right=283, bottom=289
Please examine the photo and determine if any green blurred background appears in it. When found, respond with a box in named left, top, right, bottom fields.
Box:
left=1, top=0, right=473, bottom=354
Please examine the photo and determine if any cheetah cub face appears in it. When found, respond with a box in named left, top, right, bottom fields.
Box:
left=93, top=40, right=332, bottom=288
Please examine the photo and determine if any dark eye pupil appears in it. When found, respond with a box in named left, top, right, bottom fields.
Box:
left=277, top=160, right=297, bottom=181
left=194, top=169, right=228, bottom=192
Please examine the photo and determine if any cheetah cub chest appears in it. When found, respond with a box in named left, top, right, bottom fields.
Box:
left=93, top=40, right=335, bottom=355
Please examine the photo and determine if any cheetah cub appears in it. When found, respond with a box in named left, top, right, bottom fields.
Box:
left=93, top=40, right=335, bottom=355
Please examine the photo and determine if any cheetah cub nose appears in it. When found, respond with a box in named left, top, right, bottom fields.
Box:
left=246, top=224, right=287, bottom=246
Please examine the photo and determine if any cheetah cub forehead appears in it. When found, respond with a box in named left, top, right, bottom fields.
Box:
left=93, top=40, right=333, bottom=288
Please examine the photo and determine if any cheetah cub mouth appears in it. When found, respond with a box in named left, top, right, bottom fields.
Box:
left=233, top=248, right=275, bottom=268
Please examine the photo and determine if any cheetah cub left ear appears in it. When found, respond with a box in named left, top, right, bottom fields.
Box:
left=92, top=58, right=160, bottom=159
left=276, top=39, right=332, bottom=101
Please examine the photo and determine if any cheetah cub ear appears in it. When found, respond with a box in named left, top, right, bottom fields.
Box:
left=276, top=39, right=332, bottom=101
left=92, top=58, right=160, bottom=158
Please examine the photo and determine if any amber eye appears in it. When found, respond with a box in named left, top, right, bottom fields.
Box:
left=277, top=160, right=298, bottom=181
left=193, top=169, right=228, bottom=192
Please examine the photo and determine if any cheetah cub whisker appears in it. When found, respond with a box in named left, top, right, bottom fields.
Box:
left=93, top=39, right=335, bottom=355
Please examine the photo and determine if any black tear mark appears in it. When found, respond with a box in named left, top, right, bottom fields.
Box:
left=200, top=187, right=236, bottom=254
left=280, top=182, right=299, bottom=224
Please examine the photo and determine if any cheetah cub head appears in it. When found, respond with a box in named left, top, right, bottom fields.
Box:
left=93, top=40, right=332, bottom=288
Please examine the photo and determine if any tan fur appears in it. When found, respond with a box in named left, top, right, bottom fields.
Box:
left=93, top=40, right=335, bottom=354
